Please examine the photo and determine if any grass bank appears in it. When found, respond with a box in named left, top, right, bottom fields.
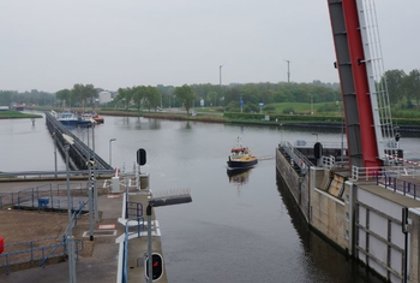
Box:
left=0, top=111, right=42, bottom=119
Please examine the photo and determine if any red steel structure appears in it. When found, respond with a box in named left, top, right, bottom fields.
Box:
left=327, top=0, right=382, bottom=168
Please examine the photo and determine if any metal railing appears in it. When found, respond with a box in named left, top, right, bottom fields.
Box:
left=351, top=165, right=420, bottom=182
left=0, top=242, right=65, bottom=274
left=357, top=0, right=396, bottom=162
left=0, top=169, right=114, bottom=179
left=0, top=238, right=84, bottom=275
left=45, top=111, right=113, bottom=171
left=0, top=182, right=108, bottom=209
left=279, top=142, right=313, bottom=171
left=377, top=175, right=419, bottom=200
left=351, top=165, right=420, bottom=200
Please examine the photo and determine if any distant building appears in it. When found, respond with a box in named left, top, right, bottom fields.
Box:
left=98, top=91, right=114, bottom=105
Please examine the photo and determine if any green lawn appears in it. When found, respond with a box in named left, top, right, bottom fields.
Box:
left=0, top=111, right=42, bottom=119
left=268, top=102, right=341, bottom=115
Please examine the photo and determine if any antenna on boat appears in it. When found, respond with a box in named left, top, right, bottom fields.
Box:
left=237, top=136, right=242, bottom=147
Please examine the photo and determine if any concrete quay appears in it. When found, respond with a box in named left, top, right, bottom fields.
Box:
left=0, top=176, right=168, bottom=283
left=276, top=144, right=420, bottom=283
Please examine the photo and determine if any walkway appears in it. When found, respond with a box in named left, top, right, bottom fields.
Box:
left=0, top=177, right=167, bottom=283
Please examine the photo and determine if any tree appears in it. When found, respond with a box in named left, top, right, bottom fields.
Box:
left=174, top=85, right=196, bottom=114
left=207, top=91, right=219, bottom=106
left=132, top=86, right=145, bottom=113
left=71, top=84, right=97, bottom=110
left=0, top=91, right=15, bottom=106
left=116, top=87, right=133, bottom=110
left=55, top=89, right=72, bottom=107
left=406, top=69, right=420, bottom=105
left=144, top=86, right=161, bottom=111
left=383, top=69, right=406, bottom=104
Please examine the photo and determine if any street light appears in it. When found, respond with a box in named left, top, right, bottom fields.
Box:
left=310, top=93, right=314, bottom=115
left=109, top=138, right=117, bottom=166
left=88, top=119, right=99, bottom=222
left=52, top=132, right=58, bottom=178
left=145, top=193, right=192, bottom=283
left=63, top=134, right=76, bottom=283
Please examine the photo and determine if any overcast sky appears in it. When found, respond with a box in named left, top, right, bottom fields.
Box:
left=0, top=0, right=419, bottom=93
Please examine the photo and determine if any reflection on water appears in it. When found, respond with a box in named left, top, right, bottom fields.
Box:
left=276, top=171, right=384, bottom=283
left=116, top=116, right=161, bottom=130
left=227, top=169, right=251, bottom=185
left=184, top=121, right=192, bottom=129
left=227, top=169, right=252, bottom=195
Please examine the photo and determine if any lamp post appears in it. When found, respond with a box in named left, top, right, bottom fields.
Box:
left=311, top=93, right=314, bottom=115
left=63, top=134, right=76, bottom=283
left=89, top=120, right=98, bottom=222
left=109, top=138, right=117, bottom=166
left=145, top=193, right=192, bottom=283
left=52, top=132, right=58, bottom=178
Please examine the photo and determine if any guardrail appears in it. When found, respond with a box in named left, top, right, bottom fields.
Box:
left=0, top=182, right=108, bottom=209
left=0, top=238, right=84, bottom=275
left=351, top=165, right=420, bottom=200
left=377, top=175, right=419, bottom=200
left=351, top=165, right=420, bottom=182
left=279, top=142, right=313, bottom=171
left=0, top=169, right=114, bottom=180
left=0, top=242, right=65, bottom=274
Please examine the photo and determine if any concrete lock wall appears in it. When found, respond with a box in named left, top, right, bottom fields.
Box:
left=356, top=186, right=407, bottom=282
left=276, top=146, right=420, bottom=282
left=309, top=167, right=350, bottom=252
left=409, top=208, right=420, bottom=283
left=276, top=149, right=310, bottom=221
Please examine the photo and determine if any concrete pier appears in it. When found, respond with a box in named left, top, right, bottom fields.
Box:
left=0, top=175, right=168, bottom=283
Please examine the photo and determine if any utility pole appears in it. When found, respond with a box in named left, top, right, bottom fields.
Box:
left=285, top=59, right=290, bottom=83
left=219, top=65, right=223, bottom=87
left=219, top=64, right=224, bottom=107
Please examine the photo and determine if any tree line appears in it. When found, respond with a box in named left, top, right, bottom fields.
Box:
left=110, top=81, right=339, bottom=114
left=55, top=84, right=98, bottom=109
left=0, top=69, right=418, bottom=112
left=0, top=89, right=54, bottom=107
left=383, top=69, right=420, bottom=107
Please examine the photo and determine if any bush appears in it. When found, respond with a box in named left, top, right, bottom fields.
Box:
left=263, top=105, right=276, bottom=112
left=282, top=107, right=295, bottom=115
left=317, top=102, right=339, bottom=113
left=244, top=103, right=259, bottom=113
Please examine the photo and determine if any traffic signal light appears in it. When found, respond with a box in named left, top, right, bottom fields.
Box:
left=145, top=253, right=163, bottom=281
left=137, top=148, right=147, bottom=166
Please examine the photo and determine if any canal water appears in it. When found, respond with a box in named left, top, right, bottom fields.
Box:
left=1, top=114, right=419, bottom=282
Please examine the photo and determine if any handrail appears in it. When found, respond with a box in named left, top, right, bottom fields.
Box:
left=280, top=142, right=313, bottom=171
left=351, top=165, right=420, bottom=182
left=0, top=242, right=66, bottom=274
left=0, top=169, right=114, bottom=179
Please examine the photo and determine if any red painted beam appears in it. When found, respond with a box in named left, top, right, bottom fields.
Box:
left=342, top=0, right=381, bottom=168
